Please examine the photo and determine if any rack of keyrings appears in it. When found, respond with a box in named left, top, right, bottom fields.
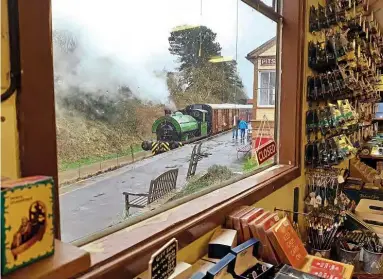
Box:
left=304, top=0, right=382, bottom=230
left=305, top=0, right=381, bottom=171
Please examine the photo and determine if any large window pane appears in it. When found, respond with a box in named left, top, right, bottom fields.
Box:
left=52, top=0, right=279, bottom=242
left=258, top=71, right=276, bottom=106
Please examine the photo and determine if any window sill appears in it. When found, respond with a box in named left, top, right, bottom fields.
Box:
left=256, top=105, right=275, bottom=109
left=76, top=164, right=300, bottom=278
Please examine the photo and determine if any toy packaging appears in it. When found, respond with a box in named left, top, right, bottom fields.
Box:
left=1, top=176, right=55, bottom=275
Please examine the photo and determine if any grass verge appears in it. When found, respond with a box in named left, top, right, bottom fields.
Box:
left=58, top=144, right=143, bottom=171
left=169, top=165, right=235, bottom=201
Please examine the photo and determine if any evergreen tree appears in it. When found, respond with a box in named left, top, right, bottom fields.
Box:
left=168, top=25, right=245, bottom=103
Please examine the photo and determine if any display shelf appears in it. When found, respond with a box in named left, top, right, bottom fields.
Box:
left=3, top=239, right=91, bottom=279
left=359, top=154, right=383, bottom=160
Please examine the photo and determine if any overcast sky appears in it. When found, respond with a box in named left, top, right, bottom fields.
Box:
left=52, top=0, right=276, bottom=101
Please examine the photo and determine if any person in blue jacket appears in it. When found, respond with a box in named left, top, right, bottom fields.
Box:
left=238, top=118, right=248, bottom=141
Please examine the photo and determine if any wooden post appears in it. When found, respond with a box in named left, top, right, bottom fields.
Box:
left=131, top=145, right=135, bottom=162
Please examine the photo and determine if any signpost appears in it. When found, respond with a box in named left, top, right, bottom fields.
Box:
left=256, top=140, right=277, bottom=165
left=260, top=56, right=276, bottom=66
left=148, top=238, right=178, bottom=279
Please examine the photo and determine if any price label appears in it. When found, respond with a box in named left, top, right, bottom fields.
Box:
left=149, top=238, right=178, bottom=279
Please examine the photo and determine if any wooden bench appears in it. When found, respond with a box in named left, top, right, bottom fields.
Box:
left=123, top=169, right=179, bottom=215
left=237, top=144, right=252, bottom=159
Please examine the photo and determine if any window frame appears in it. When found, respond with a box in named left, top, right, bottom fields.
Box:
left=15, top=0, right=305, bottom=276
left=257, top=70, right=276, bottom=108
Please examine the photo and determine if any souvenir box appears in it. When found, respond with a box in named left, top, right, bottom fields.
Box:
left=239, top=208, right=264, bottom=242
left=189, top=259, right=216, bottom=278
left=1, top=176, right=55, bottom=275
left=253, top=212, right=280, bottom=265
left=232, top=207, right=256, bottom=243
left=191, top=272, right=207, bottom=279
left=343, top=187, right=383, bottom=208
left=228, top=238, right=274, bottom=279
left=226, top=206, right=249, bottom=229
left=206, top=253, right=236, bottom=279
left=208, top=228, right=237, bottom=259
left=266, top=217, right=308, bottom=268
left=135, top=262, right=193, bottom=279
left=276, top=265, right=321, bottom=279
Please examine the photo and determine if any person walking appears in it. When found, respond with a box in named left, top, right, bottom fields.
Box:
left=239, top=118, right=248, bottom=142
left=232, top=115, right=239, bottom=140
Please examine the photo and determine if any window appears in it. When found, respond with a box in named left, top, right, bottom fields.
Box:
left=48, top=0, right=281, bottom=243
left=14, top=0, right=306, bottom=252
left=258, top=71, right=276, bottom=107
left=15, top=0, right=304, bottom=271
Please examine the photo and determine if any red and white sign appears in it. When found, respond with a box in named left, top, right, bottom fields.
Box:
left=256, top=140, right=277, bottom=165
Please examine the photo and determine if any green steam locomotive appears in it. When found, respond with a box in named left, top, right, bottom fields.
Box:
left=142, top=103, right=252, bottom=154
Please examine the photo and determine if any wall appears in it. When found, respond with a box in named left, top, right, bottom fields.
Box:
left=253, top=108, right=275, bottom=122
left=252, top=43, right=276, bottom=122
left=257, top=44, right=277, bottom=70
left=1, top=0, right=20, bottom=179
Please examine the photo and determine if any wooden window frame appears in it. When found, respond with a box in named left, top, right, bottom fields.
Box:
left=15, top=0, right=304, bottom=277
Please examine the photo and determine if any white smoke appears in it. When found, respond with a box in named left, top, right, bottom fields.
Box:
left=51, top=0, right=275, bottom=102
left=166, top=100, right=178, bottom=111
left=52, top=19, right=170, bottom=103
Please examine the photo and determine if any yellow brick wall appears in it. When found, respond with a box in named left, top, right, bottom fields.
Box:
left=1, top=0, right=20, bottom=179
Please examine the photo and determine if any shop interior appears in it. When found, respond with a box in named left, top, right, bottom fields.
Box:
left=2, top=0, right=383, bottom=278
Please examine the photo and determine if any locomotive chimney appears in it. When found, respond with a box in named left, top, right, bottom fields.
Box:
left=164, top=108, right=171, bottom=116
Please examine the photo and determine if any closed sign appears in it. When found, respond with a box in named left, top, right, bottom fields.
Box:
left=256, top=140, right=277, bottom=165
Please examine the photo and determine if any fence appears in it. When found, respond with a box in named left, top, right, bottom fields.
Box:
left=58, top=145, right=152, bottom=185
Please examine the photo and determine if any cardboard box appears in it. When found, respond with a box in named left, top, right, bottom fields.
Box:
left=248, top=211, right=270, bottom=239
left=225, top=206, right=249, bottom=229
left=206, top=253, right=235, bottom=279
left=190, top=259, right=216, bottom=276
left=135, top=262, right=192, bottom=279
left=202, top=254, right=221, bottom=264
left=191, top=272, right=207, bottom=279
left=229, top=238, right=274, bottom=279
left=310, top=258, right=344, bottom=276
left=208, top=228, right=237, bottom=260
left=266, top=217, right=308, bottom=268
left=309, top=266, right=342, bottom=279
left=233, top=207, right=256, bottom=243
left=239, top=208, right=264, bottom=242
left=301, top=256, right=354, bottom=279
left=1, top=176, right=55, bottom=275
left=277, top=265, right=321, bottom=279
left=253, top=212, right=280, bottom=265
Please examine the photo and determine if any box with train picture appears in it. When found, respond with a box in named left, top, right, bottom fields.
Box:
left=1, top=176, right=55, bottom=275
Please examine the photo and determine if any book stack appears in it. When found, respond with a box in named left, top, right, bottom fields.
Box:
left=226, top=207, right=308, bottom=269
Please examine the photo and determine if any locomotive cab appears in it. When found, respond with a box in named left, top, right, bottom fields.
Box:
left=189, top=109, right=208, bottom=138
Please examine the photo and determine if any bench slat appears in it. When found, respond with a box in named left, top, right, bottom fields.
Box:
left=124, top=169, right=179, bottom=215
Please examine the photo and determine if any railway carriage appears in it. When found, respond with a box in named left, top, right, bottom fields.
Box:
left=142, top=103, right=253, bottom=154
